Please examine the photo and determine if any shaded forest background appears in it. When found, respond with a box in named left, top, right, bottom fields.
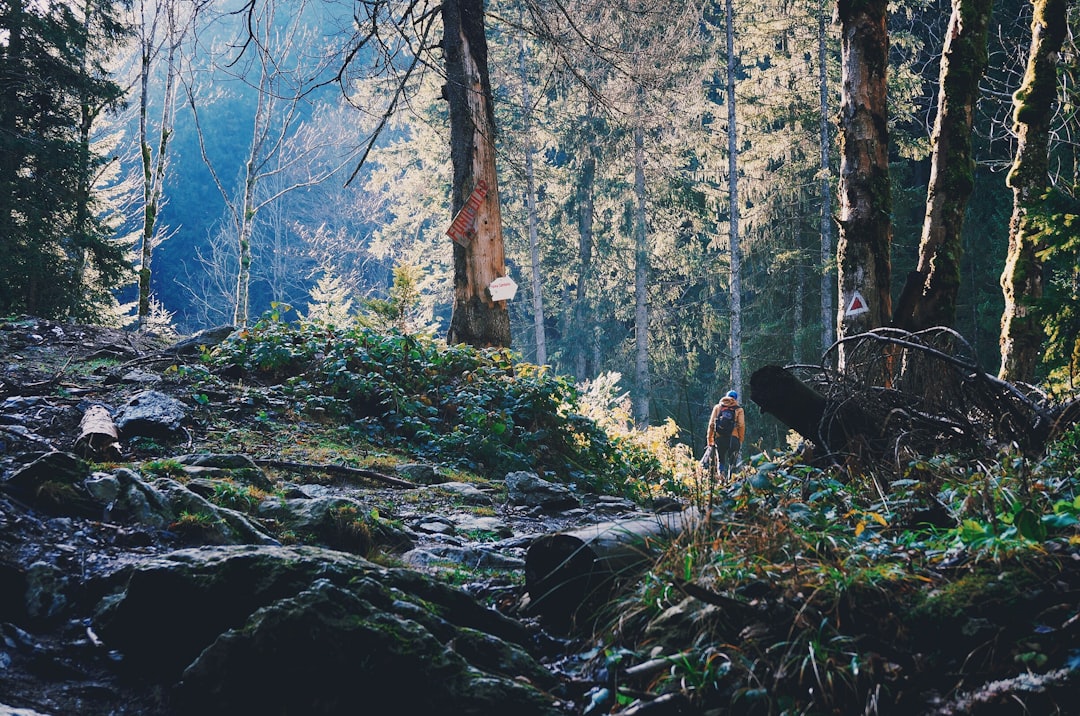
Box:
left=1, top=0, right=1077, bottom=454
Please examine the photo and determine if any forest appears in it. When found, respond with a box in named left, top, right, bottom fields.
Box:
left=2, top=1, right=1080, bottom=713
left=1, top=0, right=1076, bottom=453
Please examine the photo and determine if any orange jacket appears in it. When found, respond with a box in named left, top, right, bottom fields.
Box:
left=707, top=396, right=745, bottom=445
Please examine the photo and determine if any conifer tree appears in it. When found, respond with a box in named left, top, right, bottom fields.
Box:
left=0, top=0, right=130, bottom=320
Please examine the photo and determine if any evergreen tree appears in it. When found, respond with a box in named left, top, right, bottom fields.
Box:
left=0, top=0, right=131, bottom=320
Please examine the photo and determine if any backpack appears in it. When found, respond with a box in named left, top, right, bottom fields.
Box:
left=713, top=405, right=736, bottom=438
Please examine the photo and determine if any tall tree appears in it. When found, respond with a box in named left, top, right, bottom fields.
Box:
left=443, top=0, right=511, bottom=347
left=133, top=0, right=191, bottom=329
left=998, top=0, right=1067, bottom=382
left=724, top=0, right=743, bottom=395
left=818, top=0, right=835, bottom=354
left=0, top=0, right=130, bottom=320
left=518, top=25, right=547, bottom=364
left=632, top=116, right=650, bottom=425
left=190, top=0, right=341, bottom=327
left=894, top=0, right=994, bottom=332
left=835, top=0, right=892, bottom=359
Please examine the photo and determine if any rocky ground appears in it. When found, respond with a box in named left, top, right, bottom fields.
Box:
left=0, top=318, right=664, bottom=715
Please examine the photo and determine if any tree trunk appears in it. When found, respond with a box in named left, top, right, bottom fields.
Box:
left=749, top=364, right=878, bottom=457
left=725, top=0, right=743, bottom=393
left=633, top=121, right=650, bottom=426
left=444, top=0, right=511, bottom=348
left=894, top=0, right=993, bottom=333
left=818, top=0, right=835, bottom=355
left=573, top=136, right=596, bottom=381
left=519, top=30, right=546, bottom=364
left=138, top=0, right=181, bottom=329
left=835, top=0, right=892, bottom=364
left=998, top=0, right=1067, bottom=382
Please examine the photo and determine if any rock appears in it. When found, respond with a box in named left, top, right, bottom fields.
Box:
left=94, top=545, right=380, bottom=679
left=118, top=368, right=162, bottom=385
left=3, top=452, right=87, bottom=493
left=434, top=481, right=495, bottom=505
left=414, top=515, right=456, bottom=535
left=0, top=562, right=27, bottom=622
left=84, top=468, right=174, bottom=528
left=114, top=391, right=188, bottom=441
left=163, top=325, right=235, bottom=355
left=402, top=545, right=526, bottom=571
left=450, top=513, right=512, bottom=537
left=25, top=561, right=66, bottom=622
left=172, top=577, right=560, bottom=716
left=0, top=704, right=56, bottom=716
left=152, top=478, right=277, bottom=545
left=1, top=452, right=98, bottom=517
left=505, top=472, right=580, bottom=512
left=396, top=463, right=444, bottom=485
left=258, top=496, right=414, bottom=554
left=173, top=454, right=274, bottom=491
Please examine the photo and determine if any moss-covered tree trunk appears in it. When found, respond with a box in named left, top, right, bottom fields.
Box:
left=835, top=0, right=892, bottom=365
left=998, top=0, right=1067, bottom=382
left=894, top=0, right=993, bottom=332
left=444, top=0, right=511, bottom=348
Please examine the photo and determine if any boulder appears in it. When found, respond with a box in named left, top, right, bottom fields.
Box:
left=114, top=391, right=188, bottom=441
left=258, top=496, right=414, bottom=554
left=505, top=472, right=579, bottom=512
left=173, top=578, right=560, bottom=716
left=434, top=481, right=495, bottom=505
left=94, top=544, right=561, bottom=716
left=151, top=478, right=277, bottom=546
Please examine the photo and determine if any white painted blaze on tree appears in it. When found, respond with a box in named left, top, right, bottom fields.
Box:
left=845, top=290, right=870, bottom=317
left=447, top=179, right=489, bottom=246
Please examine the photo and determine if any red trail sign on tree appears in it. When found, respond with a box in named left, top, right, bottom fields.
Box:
left=446, top=180, right=489, bottom=246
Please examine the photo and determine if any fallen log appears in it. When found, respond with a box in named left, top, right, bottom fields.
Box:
left=74, top=404, right=122, bottom=461
left=750, top=364, right=878, bottom=459
left=752, top=328, right=1074, bottom=464
left=524, top=509, right=697, bottom=628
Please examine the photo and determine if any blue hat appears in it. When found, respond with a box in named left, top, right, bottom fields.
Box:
left=726, top=390, right=738, bottom=399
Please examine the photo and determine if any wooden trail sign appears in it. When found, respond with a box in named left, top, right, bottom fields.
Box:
left=446, top=180, right=489, bottom=246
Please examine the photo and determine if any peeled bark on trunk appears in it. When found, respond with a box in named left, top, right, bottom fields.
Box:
left=895, top=0, right=993, bottom=332
left=75, top=404, right=121, bottom=461
left=998, top=0, right=1067, bottom=382
left=835, top=0, right=892, bottom=362
left=525, top=510, right=696, bottom=626
left=444, top=0, right=511, bottom=348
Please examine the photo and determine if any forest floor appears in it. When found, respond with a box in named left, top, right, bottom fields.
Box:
left=2, top=318, right=1080, bottom=715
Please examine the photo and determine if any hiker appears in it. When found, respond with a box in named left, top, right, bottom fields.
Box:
left=707, top=390, right=745, bottom=476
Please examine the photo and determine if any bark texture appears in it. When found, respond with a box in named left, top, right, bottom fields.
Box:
left=895, top=0, right=993, bottom=332
left=998, top=0, right=1067, bottom=382
left=444, top=0, right=511, bottom=348
left=835, top=0, right=892, bottom=361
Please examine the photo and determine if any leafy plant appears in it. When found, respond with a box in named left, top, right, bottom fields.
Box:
left=209, top=312, right=689, bottom=496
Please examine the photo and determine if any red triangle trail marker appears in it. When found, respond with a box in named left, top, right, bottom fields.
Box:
left=845, top=291, right=870, bottom=317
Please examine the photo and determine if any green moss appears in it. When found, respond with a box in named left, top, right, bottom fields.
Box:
left=908, top=568, right=1039, bottom=621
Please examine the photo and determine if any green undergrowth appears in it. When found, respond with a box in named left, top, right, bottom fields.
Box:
left=599, top=425, right=1080, bottom=713
left=203, top=311, right=690, bottom=498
